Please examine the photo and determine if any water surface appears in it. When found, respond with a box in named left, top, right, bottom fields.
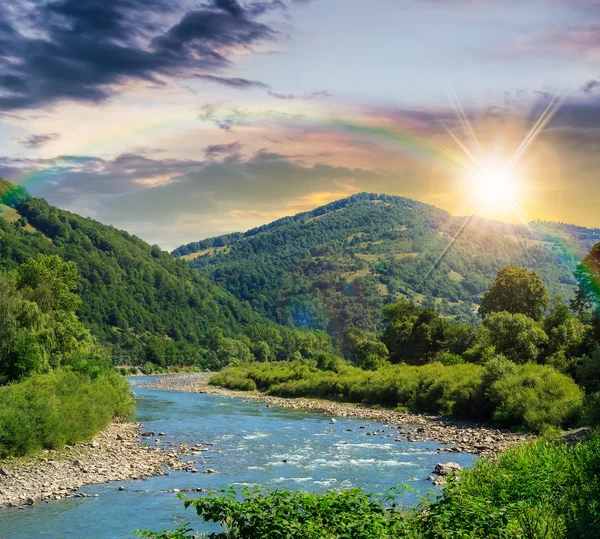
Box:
left=0, top=376, right=474, bottom=538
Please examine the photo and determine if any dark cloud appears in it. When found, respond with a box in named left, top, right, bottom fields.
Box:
left=20, top=133, right=61, bottom=149
left=268, top=90, right=331, bottom=100
left=0, top=0, right=296, bottom=110
left=534, top=91, right=554, bottom=101
left=204, top=141, right=244, bottom=156
left=196, top=74, right=269, bottom=88
left=582, top=78, right=600, bottom=94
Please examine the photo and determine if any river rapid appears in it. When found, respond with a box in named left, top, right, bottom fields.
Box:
left=0, top=376, right=475, bottom=538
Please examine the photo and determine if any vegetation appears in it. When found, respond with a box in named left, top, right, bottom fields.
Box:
left=174, top=193, right=600, bottom=333
left=209, top=244, right=600, bottom=433
left=138, top=435, right=600, bottom=538
left=210, top=359, right=582, bottom=431
left=0, top=179, right=333, bottom=369
left=0, top=249, right=133, bottom=457
left=0, top=367, right=132, bottom=458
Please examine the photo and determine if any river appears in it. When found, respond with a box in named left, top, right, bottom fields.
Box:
left=0, top=376, right=475, bottom=538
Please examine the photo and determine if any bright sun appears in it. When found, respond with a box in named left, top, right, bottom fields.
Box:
left=467, top=161, right=522, bottom=215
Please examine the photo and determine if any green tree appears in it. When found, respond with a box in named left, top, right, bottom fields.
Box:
left=484, top=311, right=548, bottom=364
left=479, top=265, right=550, bottom=321
left=16, top=254, right=81, bottom=313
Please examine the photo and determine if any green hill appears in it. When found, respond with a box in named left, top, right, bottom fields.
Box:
left=0, top=179, right=331, bottom=368
left=173, top=193, right=600, bottom=333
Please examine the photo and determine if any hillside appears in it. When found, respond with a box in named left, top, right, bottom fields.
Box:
left=173, top=193, right=600, bottom=332
left=0, top=179, right=332, bottom=368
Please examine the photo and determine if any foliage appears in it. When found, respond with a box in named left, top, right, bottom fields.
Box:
left=210, top=359, right=582, bottom=431
left=182, top=486, right=413, bottom=538
left=485, top=363, right=583, bottom=431
left=0, top=366, right=133, bottom=458
left=483, top=312, right=548, bottom=364
left=419, top=436, right=600, bottom=538
left=174, top=194, right=597, bottom=333
left=139, top=436, right=600, bottom=538
left=479, top=264, right=550, bottom=320
left=0, top=255, right=100, bottom=382
left=0, top=183, right=332, bottom=368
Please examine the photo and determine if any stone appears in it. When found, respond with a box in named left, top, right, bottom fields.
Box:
left=204, top=468, right=216, bottom=474
left=0, top=467, right=9, bottom=477
left=433, top=462, right=462, bottom=476
left=118, top=486, right=125, bottom=491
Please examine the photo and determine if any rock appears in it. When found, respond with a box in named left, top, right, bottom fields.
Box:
left=158, top=432, right=165, bottom=436
left=330, top=419, right=337, bottom=424
left=118, top=486, right=125, bottom=491
left=25, top=497, right=35, bottom=506
left=426, top=476, right=435, bottom=481
left=433, top=462, right=462, bottom=476
left=204, top=468, right=216, bottom=474
left=72, top=460, right=81, bottom=467
left=0, top=467, right=9, bottom=477
left=433, top=477, right=447, bottom=487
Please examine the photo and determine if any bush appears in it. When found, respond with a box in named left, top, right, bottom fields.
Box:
left=210, top=359, right=585, bottom=431
left=420, top=436, right=600, bottom=537
left=487, top=363, right=583, bottom=431
left=0, top=368, right=133, bottom=458
left=137, top=437, right=600, bottom=539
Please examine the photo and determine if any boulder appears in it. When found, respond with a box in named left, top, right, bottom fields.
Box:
left=433, top=462, right=462, bottom=476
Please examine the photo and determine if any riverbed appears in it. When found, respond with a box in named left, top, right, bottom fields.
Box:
left=0, top=376, right=475, bottom=539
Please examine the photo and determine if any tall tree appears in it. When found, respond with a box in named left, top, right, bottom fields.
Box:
left=479, top=265, right=550, bottom=321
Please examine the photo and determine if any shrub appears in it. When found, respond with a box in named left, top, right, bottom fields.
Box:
left=0, top=368, right=133, bottom=457
left=487, top=363, right=583, bottom=431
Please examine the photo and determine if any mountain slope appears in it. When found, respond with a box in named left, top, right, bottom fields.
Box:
left=173, top=193, right=600, bottom=332
left=0, top=179, right=331, bottom=367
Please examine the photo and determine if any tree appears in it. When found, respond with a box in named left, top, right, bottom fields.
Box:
left=572, top=241, right=600, bottom=314
left=484, top=311, right=548, bottom=364
left=479, top=265, right=550, bottom=321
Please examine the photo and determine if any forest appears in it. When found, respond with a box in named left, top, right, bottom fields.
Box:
left=174, top=193, right=600, bottom=332
left=0, top=179, right=333, bottom=371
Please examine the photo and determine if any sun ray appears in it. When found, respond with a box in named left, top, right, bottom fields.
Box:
left=448, top=83, right=481, bottom=156
left=510, top=91, right=563, bottom=166
left=440, top=121, right=481, bottom=169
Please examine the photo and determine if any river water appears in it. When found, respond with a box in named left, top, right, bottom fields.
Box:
left=0, top=376, right=475, bottom=538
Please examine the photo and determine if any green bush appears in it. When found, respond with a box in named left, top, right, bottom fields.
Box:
left=138, top=436, right=600, bottom=539
left=210, top=359, right=584, bottom=431
left=487, top=363, right=583, bottom=431
left=420, top=436, right=600, bottom=538
left=0, top=368, right=133, bottom=458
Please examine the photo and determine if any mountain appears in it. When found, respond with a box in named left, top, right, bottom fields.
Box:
left=0, top=179, right=332, bottom=368
left=173, top=193, right=600, bottom=333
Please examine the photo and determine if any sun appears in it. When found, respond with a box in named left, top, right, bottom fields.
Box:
left=466, top=160, right=522, bottom=215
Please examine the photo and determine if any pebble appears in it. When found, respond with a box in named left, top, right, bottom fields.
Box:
left=0, top=423, right=182, bottom=508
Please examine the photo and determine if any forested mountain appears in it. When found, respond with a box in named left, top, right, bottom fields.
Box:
left=0, top=179, right=332, bottom=368
left=173, top=193, right=600, bottom=333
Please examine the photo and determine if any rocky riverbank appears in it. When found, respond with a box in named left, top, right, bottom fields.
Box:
left=0, top=422, right=182, bottom=508
left=140, top=373, right=533, bottom=457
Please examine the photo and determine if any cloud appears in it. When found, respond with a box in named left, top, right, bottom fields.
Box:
left=268, top=90, right=332, bottom=100
left=204, top=141, right=244, bottom=156
left=20, top=133, right=61, bottom=149
left=582, top=78, right=600, bottom=93
left=0, top=0, right=293, bottom=110
left=196, top=74, right=269, bottom=88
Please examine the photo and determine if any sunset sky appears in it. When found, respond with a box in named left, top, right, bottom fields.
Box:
left=1, top=0, right=600, bottom=249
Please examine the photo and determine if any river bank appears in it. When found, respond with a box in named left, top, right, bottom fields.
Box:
left=0, top=422, right=182, bottom=508
left=140, top=373, right=533, bottom=457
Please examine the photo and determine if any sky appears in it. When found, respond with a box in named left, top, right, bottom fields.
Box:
left=1, top=0, right=600, bottom=250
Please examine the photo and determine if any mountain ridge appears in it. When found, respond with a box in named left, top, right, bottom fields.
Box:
left=173, top=192, right=600, bottom=332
